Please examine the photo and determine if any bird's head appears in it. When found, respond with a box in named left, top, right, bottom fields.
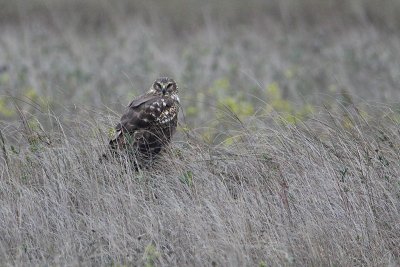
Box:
left=149, top=77, right=178, bottom=99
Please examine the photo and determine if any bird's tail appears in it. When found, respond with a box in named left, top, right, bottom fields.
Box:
left=110, top=129, right=124, bottom=149
left=99, top=132, right=121, bottom=163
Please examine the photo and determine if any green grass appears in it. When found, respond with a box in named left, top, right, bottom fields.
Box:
left=0, top=1, right=400, bottom=266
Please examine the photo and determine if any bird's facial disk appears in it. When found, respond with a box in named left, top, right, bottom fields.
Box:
left=152, top=78, right=177, bottom=96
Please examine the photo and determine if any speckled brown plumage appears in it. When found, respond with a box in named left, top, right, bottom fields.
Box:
left=109, top=77, right=180, bottom=165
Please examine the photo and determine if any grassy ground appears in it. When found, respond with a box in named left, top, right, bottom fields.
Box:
left=1, top=106, right=399, bottom=266
left=0, top=1, right=400, bottom=266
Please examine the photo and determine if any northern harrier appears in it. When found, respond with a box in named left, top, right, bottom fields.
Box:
left=109, top=77, right=180, bottom=166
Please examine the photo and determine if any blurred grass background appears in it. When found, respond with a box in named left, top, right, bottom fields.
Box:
left=1, top=0, right=400, bottom=129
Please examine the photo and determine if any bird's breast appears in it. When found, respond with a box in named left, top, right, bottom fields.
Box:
left=156, top=104, right=178, bottom=124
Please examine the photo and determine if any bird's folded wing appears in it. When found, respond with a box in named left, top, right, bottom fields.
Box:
left=128, top=94, right=158, bottom=108
left=117, top=96, right=175, bottom=133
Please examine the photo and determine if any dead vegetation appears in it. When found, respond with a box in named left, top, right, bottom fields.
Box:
left=0, top=0, right=400, bottom=266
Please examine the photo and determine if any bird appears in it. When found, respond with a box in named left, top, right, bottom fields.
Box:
left=108, top=77, right=180, bottom=167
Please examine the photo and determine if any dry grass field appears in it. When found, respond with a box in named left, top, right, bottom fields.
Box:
left=0, top=0, right=400, bottom=266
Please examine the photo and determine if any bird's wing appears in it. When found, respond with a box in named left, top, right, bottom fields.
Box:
left=127, top=94, right=157, bottom=108
left=116, top=95, right=176, bottom=133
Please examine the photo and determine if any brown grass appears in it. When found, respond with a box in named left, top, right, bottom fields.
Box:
left=0, top=105, right=399, bottom=266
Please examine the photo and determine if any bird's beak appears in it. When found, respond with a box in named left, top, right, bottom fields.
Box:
left=162, top=88, right=166, bottom=95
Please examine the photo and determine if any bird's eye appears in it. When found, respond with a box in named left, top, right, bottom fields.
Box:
left=154, top=83, right=162, bottom=90
left=166, top=83, right=174, bottom=90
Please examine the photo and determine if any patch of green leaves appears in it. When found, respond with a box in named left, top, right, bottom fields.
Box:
left=143, top=243, right=160, bottom=267
left=179, top=170, right=194, bottom=187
